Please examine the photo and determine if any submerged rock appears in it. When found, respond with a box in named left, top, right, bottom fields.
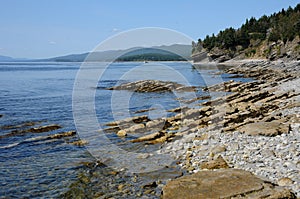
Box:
left=162, top=169, right=296, bottom=199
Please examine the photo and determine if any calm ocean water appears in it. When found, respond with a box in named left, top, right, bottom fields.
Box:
left=0, top=62, right=250, bottom=198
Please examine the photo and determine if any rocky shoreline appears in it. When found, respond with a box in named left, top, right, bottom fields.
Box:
left=2, top=60, right=298, bottom=198
left=160, top=60, right=300, bottom=198
left=102, top=60, right=300, bottom=198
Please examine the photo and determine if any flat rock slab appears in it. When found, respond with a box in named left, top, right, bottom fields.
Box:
left=162, top=169, right=296, bottom=199
left=108, top=80, right=196, bottom=92
left=131, top=132, right=163, bottom=143
left=239, top=121, right=290, bottom=136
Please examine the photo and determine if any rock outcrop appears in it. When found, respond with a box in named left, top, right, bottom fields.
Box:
left=105, top=62, right=299, bottom=142
left=163, top=169, right=296, bottom=199
left=101, top=60, right=300, bottom=197
left=107, top=80, right=196, bottom=92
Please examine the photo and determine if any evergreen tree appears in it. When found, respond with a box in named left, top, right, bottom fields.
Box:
left=192, top=3, right=300, bottom=53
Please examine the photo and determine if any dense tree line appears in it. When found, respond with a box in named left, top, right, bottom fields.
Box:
left=194, top=4, right=300, bottom=52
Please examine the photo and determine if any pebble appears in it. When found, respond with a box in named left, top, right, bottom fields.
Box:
left=159, top=122, right=300, bottom=197
left=202, top=140, right=209, bottom=145
left=278, top=177, right=294, bottom=186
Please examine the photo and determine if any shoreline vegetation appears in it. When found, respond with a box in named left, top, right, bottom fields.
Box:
left=192, top=3, right=300, bottom=64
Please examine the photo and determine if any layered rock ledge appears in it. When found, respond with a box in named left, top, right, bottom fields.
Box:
left=107, top=79, right=197, bottom=92
left=102, top=60, right=299, bottom=198
left=160, top=60, right=300, bottom=198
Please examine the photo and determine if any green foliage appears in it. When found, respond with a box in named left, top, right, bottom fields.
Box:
left=268, top=31, right=281, bottom=42
left=193, top=3, right=300, bottom=52
left=245, top=49, right=256, bottom=57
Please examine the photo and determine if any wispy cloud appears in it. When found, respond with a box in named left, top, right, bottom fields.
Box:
left=49, top=41, right=57, bottom=45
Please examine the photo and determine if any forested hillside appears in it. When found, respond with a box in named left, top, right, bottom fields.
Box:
left=192, top=4, right=300, bottom=61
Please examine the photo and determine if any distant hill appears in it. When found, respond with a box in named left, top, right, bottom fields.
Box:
left=39, top=44, right=192, bottom=62
left=0, top=44, right=191, bottom=62
left=0, top=55, right=14, bottom=62
left=192, top=3, right=300, bottom=62
left=116, top=46, right=191, bottom=61
left=0, top=55, right=29, bottom=62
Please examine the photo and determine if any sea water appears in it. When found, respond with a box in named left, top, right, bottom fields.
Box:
left=0, top=61, right=250, bottom=197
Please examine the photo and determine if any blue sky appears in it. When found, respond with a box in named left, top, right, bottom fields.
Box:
left=0, top=0, right=299, bottom=58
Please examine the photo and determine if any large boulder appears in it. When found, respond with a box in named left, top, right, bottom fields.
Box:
left=162, top=169, right=296, bottom=199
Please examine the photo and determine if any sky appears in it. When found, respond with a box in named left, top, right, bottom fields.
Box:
left=0, top=0, right=299, bottom=59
